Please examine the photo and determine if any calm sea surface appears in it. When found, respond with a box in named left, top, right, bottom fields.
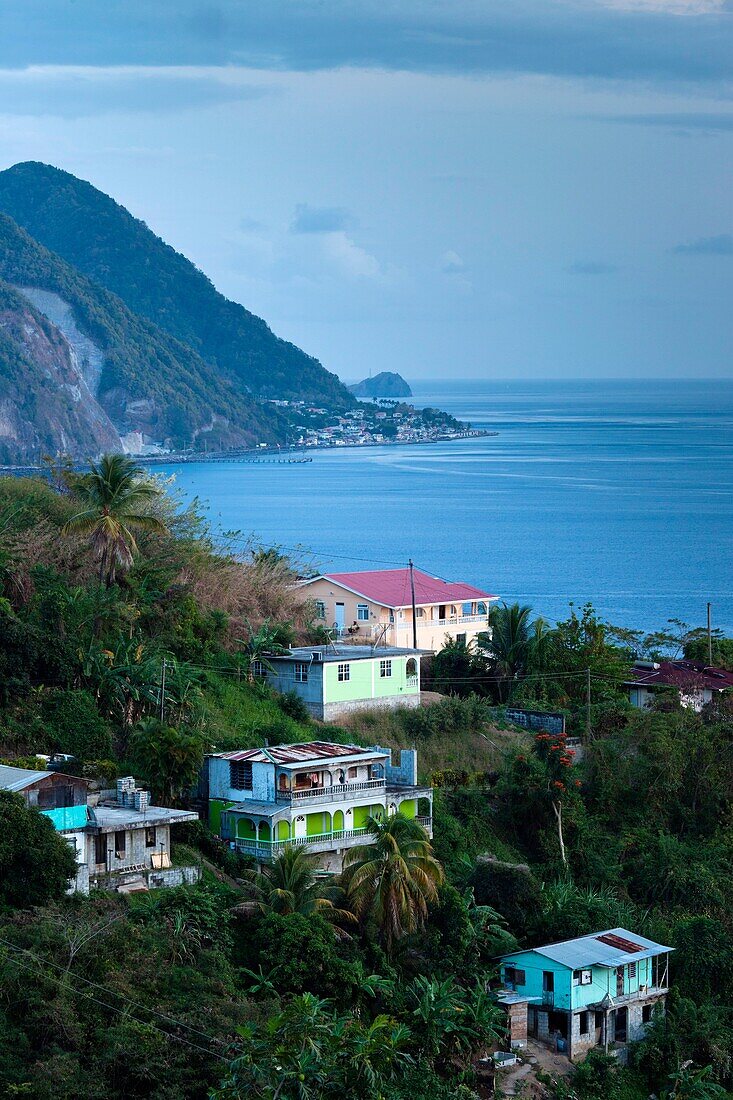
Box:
left=156, top=379, right=733, bottom=634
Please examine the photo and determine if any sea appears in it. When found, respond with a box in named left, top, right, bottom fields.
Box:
left=155, top=379, right=733, bottom=635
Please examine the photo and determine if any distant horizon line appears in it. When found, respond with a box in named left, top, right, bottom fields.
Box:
left=340, top=375, right=733, bottom=386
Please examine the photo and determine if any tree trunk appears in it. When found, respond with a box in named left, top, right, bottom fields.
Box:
left=551, top=799, right=567, bottom=868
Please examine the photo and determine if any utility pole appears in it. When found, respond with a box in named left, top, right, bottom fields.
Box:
left=585, top=668, right=592, bottom=741
left=408, top=559, right=418, bottom=651
left=159, top=658, right=167, bottom=723
left=707, top=602, right=713, bottom=666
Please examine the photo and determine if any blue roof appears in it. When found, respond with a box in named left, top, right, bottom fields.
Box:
left=502, top=928, right=673, bottom=970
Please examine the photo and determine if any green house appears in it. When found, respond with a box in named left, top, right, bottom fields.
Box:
left=257, top=644, right=421, bottom=721
left=498, top=928, right=672, bottom=1061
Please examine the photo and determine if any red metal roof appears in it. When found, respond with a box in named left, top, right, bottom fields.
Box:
left=627, top=661, right=733, bottom=692
left=312, top=568, right=496, bottom=609
left=220, top=741, right=381, bottom=765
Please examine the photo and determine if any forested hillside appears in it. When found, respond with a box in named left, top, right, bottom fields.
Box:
left=1, top=463, right=732, bottom=1100
left=0, top=214, right=289, bottom=457
left=0, top=162, right=352, bottom=407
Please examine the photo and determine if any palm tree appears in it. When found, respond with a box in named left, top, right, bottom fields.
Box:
left=237, top=846, right=356, bottom=935
left=129, top=717, right=205, bottom=804
left=483, top=601, right=551, bottom=701
left=63, top=454, right=167, bottom=587
left=340, top=813, right=444, bottom=954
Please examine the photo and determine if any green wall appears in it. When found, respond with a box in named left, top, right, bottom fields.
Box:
left=209, top=798, right=234, bottom=833
left=323, top=656, right=417, bottom=703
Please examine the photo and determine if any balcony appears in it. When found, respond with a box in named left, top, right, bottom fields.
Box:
left=276, top=778, right=386, bottom=804
left=415, top=815, right=432, bottom=828
left=233, top=827, right=369, bottom=859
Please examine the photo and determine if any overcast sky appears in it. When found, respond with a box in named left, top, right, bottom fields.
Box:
left=1, top=0, right=731, bottom=382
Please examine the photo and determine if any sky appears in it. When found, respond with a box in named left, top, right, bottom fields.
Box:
left=0, top=1, right=731, bottom=383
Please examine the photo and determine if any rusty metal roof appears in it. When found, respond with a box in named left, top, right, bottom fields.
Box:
left=217, top=741, right=386, bottom=766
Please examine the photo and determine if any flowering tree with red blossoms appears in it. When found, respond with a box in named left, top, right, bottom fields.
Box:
left=532, top=732, right=579, bottom=869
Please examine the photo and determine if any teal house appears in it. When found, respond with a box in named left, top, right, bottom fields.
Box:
left=498, top=928, right=672, bottom=1062
left=256, top=644, right=421, bottom=721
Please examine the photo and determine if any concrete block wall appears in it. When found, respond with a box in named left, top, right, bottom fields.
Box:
left=373, top=746, right=418, bottom=786
left=322, top=695, right=420, bottom=721
left=147, top=866, right=201, bottom=889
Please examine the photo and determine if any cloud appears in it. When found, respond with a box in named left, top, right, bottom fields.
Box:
left=239, top=216, right=265, bottom=232
left=441, top=250, right=466, bottom=274
left=594, top=111, right=733, bottom=133
left=3, top=1, right=733, bottom=85
left=568, top=261, right=619, bottom=274
left=672, top=233, right=733, bottom=255
left=291, top=204, right=354, bottom=234
left=321, top=231, right=380, bottom=278
left=0, top=65, right=267, bottom=118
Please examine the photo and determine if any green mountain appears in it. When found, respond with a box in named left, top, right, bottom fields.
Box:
left=0, top=161, right=352, bottom=407
left=0, top=213, right=288, bottom=462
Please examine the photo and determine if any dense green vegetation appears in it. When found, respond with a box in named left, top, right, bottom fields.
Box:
left=0, top=161, right=352, bottom=407
left=1, top=462, right=732, bottom=1099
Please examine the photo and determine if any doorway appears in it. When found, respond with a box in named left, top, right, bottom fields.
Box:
left=335, top=603, right=345, bottom=632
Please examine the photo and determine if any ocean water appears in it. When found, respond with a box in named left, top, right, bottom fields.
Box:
left=156, top=379, right=733, bottom=634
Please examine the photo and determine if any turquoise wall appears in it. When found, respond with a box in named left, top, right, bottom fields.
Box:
left=501, top=951, right=659, bottom=1012
left=501, top=952, right=572, bottom=1010
left=41, top=804, right=88, bottom=831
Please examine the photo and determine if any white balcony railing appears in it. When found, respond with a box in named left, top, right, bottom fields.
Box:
left=276, top=779, right=386, bottom=803
left=233, top=828, right=368, bottom=857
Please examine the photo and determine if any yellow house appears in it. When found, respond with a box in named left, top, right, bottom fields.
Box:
left=299, top=567, right=497, bottom=653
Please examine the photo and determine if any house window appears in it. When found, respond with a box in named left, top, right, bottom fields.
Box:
left=230, top=760, right=253, bottom=790
left=145, top=827, right=156, bottom=848
left=338, top=663, right=350, bottom=682
left=416, top=607, right=424, bottom=618
left=251, top=659, right=265, bottom=678
left=579, top=1012, right=590, bottom=1036
left=294, top=662, right=309, bottom=683
left=347, top=766, right=358, bottom=779
left=357, top=603, right=369, bottom=621
left=94, top=833, right=107, bottom=865
left=456, top=633, right=467, bottom=645
left=574, top=969, right=592, bottom=986
left=642, top=1004, right=653, bottom=1024
left=379, top=659, right=392, bottom=678
left=504, top=967, right=526, bottom=988
left=315, top=600, right=326, bottom=619
left=628, top=962, right=637, bottom=980
left=388, top=610, right=395, bottom=623
left=114, top=831, right=126, bottom=858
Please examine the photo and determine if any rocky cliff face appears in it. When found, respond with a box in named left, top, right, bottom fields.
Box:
left=0, top=284, right=123, bottom=464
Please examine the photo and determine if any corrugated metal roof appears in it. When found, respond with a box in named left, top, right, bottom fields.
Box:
left=625, top=661, right=733, bottom=692
left=217, top=741, right=386, bottom=766
left=0, top=765, right=49, bottom=792
left=503, top=928, right=673, bottom=970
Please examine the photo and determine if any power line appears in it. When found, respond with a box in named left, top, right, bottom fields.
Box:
left=0, top=940, right=230, bottom=1061
left=0, top=933, right=230, bottom=1048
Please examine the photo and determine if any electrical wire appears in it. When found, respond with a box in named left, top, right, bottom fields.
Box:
left=0, top=941, right=230, bottom=1061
